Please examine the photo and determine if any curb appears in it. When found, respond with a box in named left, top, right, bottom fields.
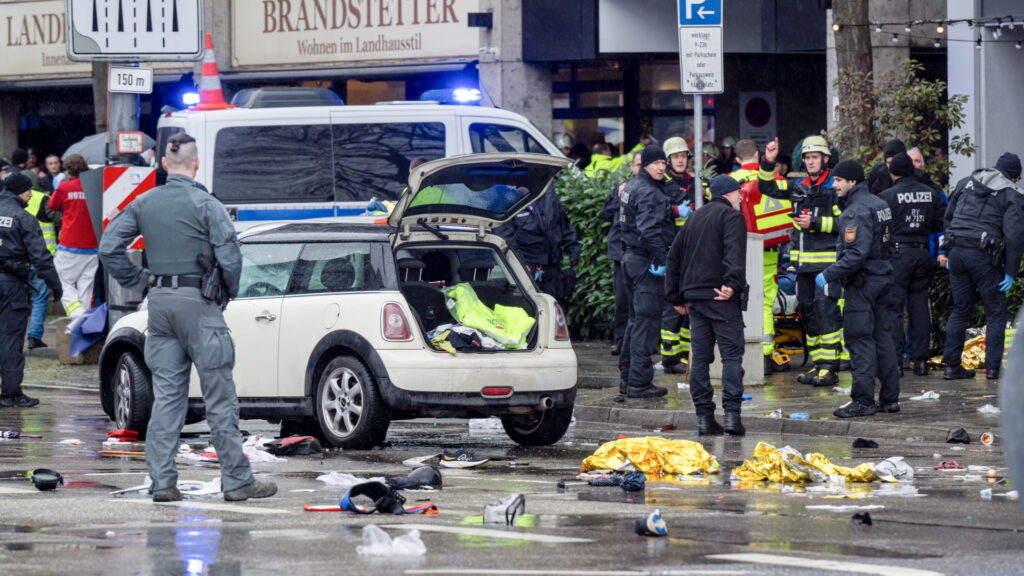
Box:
left=573, top=404, right=978, bottom=443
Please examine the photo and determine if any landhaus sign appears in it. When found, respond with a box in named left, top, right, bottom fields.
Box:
left=232, top=0, right=481, bottom=67
left=1, top=0, right=88, bottom=77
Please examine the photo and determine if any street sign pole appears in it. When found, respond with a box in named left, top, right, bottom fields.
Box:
left=677, top=0, right=725, bottom=209
left=107, top=63, right=141, bottom=164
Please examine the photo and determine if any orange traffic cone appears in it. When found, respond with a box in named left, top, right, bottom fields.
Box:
left=193, top=33, right=234, bottom=110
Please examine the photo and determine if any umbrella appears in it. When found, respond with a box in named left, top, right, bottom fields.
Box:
left=62, top=132, right=156, bottom=165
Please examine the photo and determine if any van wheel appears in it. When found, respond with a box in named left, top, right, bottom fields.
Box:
left=501, top=406, right=573, bottom=446
left=315, top=356, right=390, bottom=449
left=113, top=351, right=152, bottom=438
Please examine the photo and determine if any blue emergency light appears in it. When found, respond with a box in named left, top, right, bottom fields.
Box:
left=182, top=92, right=201, bottom=106
left=420, top=88, right=482, bottom=105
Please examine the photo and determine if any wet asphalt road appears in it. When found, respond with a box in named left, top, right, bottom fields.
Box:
left=1, top=385, right=1023, bottom=576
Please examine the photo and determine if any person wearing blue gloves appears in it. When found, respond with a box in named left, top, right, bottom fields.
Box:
left=941, top=152, right=1024, bottom=381
left=815, top=160, right=898, bottom=418
left=666, top=175, right=749, bottom=435
left=616, top=145, right=676, bottom=399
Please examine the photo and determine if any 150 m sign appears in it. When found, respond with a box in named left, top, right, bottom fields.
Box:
left=108, top=66, right=153, bottom=94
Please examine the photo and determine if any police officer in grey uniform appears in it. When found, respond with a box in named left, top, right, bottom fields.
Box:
left=100, top=133, right=276, bottom=503
left=0, top=173, right=62, bottom=408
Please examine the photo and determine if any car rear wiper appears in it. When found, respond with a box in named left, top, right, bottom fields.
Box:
left=416, top=218, right=449, bottom=241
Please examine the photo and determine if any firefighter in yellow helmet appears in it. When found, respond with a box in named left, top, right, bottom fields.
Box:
left=757, top=135, right=845, bottom=387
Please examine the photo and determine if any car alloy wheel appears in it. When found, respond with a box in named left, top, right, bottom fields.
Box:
left=111, top=351, right=152, bottom=437
left=115, top=362, right=134, bottom=428
left=320, top=366, right=364, bottom=438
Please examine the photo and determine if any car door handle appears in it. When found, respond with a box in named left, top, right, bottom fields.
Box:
left=255, top=312, right=277, bottom=322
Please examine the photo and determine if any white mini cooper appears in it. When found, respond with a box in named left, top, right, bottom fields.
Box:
left=98, top=154, right=578, bottom=448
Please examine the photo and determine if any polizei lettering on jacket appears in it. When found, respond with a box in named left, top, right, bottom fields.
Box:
left=876, top=207, right=892, bottom=222
left=896, top=191, right=933, bottom=204
left=262, top=0, right=460, bottom=32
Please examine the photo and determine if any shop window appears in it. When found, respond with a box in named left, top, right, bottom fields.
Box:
left=213, top=125, right=333, bottom=203
left=332, top=122, right=445, bottom=202
left=468, top=123, right=547, bottom=154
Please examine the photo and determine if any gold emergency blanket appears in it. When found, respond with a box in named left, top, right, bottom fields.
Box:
left=732, top=442, right=878, bottom=483
left=929, top=334, right=986, bottom=370
left=580, top=437, right=718, bottom=476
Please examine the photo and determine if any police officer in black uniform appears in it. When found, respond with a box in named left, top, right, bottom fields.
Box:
left=617, top=145, right=674, bottom=399
left=879, top=153, right=945, bottom=376
left=818, top=161, right=899, bottom=418
left=602, top=150, right=643, bottom=355
left=0, top=173, right=61, bottom=408
left=942, top=153, right=1024, bottom=381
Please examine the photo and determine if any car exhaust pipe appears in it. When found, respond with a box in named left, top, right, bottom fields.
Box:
left=538, top=396, right=554, bottom=411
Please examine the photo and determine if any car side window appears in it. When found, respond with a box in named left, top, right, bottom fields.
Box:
left=469, top=123, right=548, bottom=154
left=289, top=242, right=385, bottom=295
left=237, top=243, right=303, bottom=299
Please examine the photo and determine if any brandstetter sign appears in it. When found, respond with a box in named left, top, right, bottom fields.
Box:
left=232, top=0, right=481, bottom=67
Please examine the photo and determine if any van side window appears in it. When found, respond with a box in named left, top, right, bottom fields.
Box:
left=332, top=123, right=445, bottom=203
left=469, top=123, right=547, bottom=154
left=213, top=125, right=333, bottom=203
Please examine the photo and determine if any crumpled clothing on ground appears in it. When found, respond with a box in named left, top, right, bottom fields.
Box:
left=731, top=442, right=878, bottom=483
left=580, top=437, right=718, bottom=476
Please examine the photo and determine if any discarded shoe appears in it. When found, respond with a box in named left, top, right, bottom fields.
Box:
left=30, top=468, right=63, bottom=491
left=388, top=466, right=442, bottom=491
left=912, top=361, right=928, bottom=376
left=723, top=412, right=745, bottom=436
left=852, top=438, right=879, bottom=448
left=697, top=414, right=724, bottom=436
left=946, top=427, right=971, bottom=444
left=986, top=367, right=1000, bottom=380
left=876, top=401, right=901, bottom=413
left=263, top=435, right=323, bottom=456
left=634, top=509, right=668, bottom=537
left=223, top=480, right=278, bottom=502
left=440, top=449, right=490, bottom=468
left=811, top=369, right=839, bottom=387
left=152, top=487, right=183, bottom=502
left=851, top=512, right=873, bottom=526
left=833, top=401, right=877, bottom=419
left=944, top=365, right=975, bottom=380
left=26, top=337, right=47, bottom=350
left=340, top=481, right=405, bottom=514
left=483, top=493, right=525, bottom=525
left=620, top=471, right=646, bottom=492
left=662, top=362, right=687, bottom=375
left=0, top=394, right=39, bottom=408
left=626, top=385, right=668, bottom=399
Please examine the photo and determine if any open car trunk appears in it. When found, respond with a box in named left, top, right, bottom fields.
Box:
left=395, top=243, right=539, bottom=352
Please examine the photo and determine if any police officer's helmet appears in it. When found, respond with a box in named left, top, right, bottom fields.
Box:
left=722, top=136, right=738, bottom=148
left=663, top=137, right=690, bottom=158
left=801, top=135, right=831, bottom=158
left=702, top=142, right=720, bottom=158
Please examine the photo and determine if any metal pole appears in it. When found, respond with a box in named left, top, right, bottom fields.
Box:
left=106, top=62, right=140, bottom=164
left=693, top=94, right=703, bottom=209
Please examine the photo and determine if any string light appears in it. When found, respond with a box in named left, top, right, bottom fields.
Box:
left=936, top=23, right=945, bottom=34
left=891, top=34, right=899, bottom=43
left=875, top=24, right=883, bottom=33
left=934, top=39, right=941, bottom=48
left=832, top=23, right=840, bottom=32
left=904, top=25, right=912, bottom=33
left=1017, top=41, right=1023, bottom=50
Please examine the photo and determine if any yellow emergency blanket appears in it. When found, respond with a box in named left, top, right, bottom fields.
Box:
left=929, top=334, right=986, bottom=370
left=580, top=437, right=718, bottom=476
left=732, top=442, right=878, bottom=483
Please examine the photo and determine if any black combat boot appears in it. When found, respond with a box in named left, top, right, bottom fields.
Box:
left=912, top=361, right=928, bottom=377
left=943, top=365, right=976, bottom=380
left=986, top=367, right=1000, bottom=380
left=697, top=414, right=724, bottom=436
left=723, top=412, right=746, bottom=436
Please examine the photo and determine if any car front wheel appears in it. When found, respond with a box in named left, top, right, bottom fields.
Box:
left=501, top=405, right=573, bottom=446
left=113, top=351, right=153, bottom=437
left=314, top=356, right=390, bottom=449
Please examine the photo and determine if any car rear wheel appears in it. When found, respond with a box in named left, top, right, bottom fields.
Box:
left=501, top=405, right=573, bottom=446
left=113, top=351, right=153, bottom=437
left=315, top=356, right=390, bottom=449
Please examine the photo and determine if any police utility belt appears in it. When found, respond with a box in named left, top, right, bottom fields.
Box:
left=153, top=275, right=203, bottom=289
left=944, top=232, right=1005, bottom=266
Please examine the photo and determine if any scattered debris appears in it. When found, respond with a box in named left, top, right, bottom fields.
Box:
left=980, top=488, right=992, bottom=501
left=263, top=436, right=323, bottom=456
left=58, top=439, right=83, bottom=445
left=933, top=461, right=963, bottom=470
left=388, top=466, right=442, bottom=491
left=357, top=525, right=426, bottom=557
left=852, top=512, right=874, bottom=525
left=1, top=431, right=42, bottom=439
left=874, top=457, right=913, bottom=482
left=977, top=404, right=1001, bottom=415
left=909, top=390, right=940, bottom=401
left=30, top=468, right=63, bottom=491
left=317, top=472, right=385, bottom=487
left=440, top=449, right=490, bottom=469
left=788, top=412, right=809, bottom=420
left=806, top=505, right=884, bottom=512
left=980, top=433, right=994, bottom=446
left=641, top=424, right=677, bottom=432
left=483, top=493, right=525, bottom=525
left=946, top=428, right=971, bottom=444
left=620, top=471, right=646, bottom=492
left=767, top=409, right=783, bottom=419
left=634, top=509, right=668, bottom=536
left=852, top=438, right=879, bottom=449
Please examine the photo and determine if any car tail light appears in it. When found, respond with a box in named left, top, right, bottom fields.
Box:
left=554, top=302, right=570, bottom=341
left=481, top=387, right=513, bottom=398
left=382, top=302, right=412, bottom=341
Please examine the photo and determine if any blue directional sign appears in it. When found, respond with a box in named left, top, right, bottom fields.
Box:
left=678, top=0, right=722, bottom=27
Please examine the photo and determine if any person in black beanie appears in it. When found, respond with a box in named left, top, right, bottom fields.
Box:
left=616, top=145, right=675, bottom=399
left=666, top=175, right=748, bottom=435
left=819, top=160, right=899, bottom=418
left=879, top=153, right=946, bottom=377
left=942, top=152, right=1024, bottom=381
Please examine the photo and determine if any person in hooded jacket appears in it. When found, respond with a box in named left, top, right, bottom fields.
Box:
left=878, top=153, right=945, bottom=377
left=941, top=153, right=1024, bottom=381
left=818, top=161, right=898, bottom=418
left=602, top=150, right=643, bottom=355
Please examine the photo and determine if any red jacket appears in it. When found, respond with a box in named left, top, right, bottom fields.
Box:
left=49, top=178, right=98, bottom=249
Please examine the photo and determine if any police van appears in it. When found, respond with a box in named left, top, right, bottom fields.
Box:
left=155, top=87, right=563, bottom=227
